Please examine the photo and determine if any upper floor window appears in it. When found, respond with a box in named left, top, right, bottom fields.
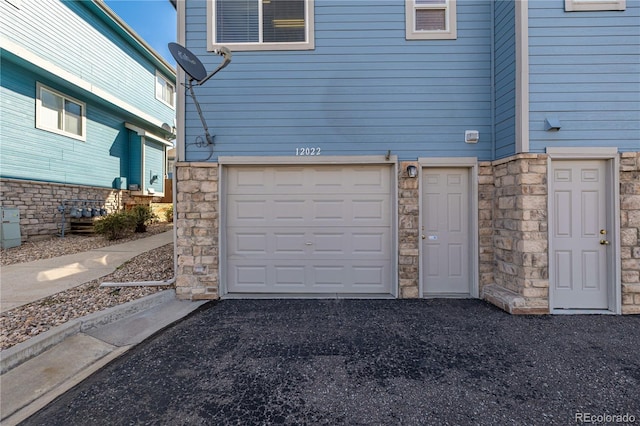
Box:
left=406, top=0, right=457, bottom=40
left=565, top=0, right=625, bottom=11
left=156, top=73, right=175, bottom=108
left=36, top=83, right=85, bottom=141
left=210, top=0, right=315, bottom=51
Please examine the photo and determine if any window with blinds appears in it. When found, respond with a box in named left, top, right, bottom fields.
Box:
left=406, top=0, right=457, bottom=40
left=211, top=0, right=314, bottom=51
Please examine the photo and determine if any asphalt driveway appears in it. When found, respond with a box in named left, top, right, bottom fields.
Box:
left=23, top=299, right=640, bottom=425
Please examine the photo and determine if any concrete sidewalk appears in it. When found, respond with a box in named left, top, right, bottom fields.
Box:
left=0, top=231, right=209, bottom=425
left=0, top=231, right=173, bottom=313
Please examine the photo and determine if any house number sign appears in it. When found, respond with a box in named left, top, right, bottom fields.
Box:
left=295, top=147, right=322, bottom=156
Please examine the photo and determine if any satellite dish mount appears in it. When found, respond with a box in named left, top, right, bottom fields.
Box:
left=168, top=43, right=232, bottom=146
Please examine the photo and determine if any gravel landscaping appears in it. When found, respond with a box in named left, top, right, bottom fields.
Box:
left=0, top=224, right=174, bottom=350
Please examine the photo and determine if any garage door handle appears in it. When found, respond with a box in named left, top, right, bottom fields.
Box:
left=305, top=242, right=313, bottom=245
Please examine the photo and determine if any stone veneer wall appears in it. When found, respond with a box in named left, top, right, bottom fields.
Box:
left=398, top=162, right=420, bottom=298
left=620, top=152, right=640, bottom=314
left=482, top=154, right=549, bottom=314
left=174, top=162, right=219, bottom=300
left=0, top=178, right=135, bottom=241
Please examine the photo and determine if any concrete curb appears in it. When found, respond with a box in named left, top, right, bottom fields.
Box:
left=0, top=290, right=175, bottom=374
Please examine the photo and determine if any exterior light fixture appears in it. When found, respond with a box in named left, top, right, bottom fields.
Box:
left=406, top=165, right=418, bottom=178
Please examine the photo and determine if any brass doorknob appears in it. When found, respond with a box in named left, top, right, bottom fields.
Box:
left=600, top=239, right=610, bottom=245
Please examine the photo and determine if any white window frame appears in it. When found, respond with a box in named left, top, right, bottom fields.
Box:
left=155, top=72, right=176, bottom=109
left=406, top=0, right=457, bottom=40
left=35, top=83, right=86, bottom=141
left=208, top=0, right=315, bottom=52
left=565, top=0, right=625, bottom=11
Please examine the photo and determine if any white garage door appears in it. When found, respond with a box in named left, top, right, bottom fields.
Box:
left=225, top=164, right=393, bottom=295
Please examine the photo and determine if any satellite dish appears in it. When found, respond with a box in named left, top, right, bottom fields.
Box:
left=168, top=42, right=207, bottom=82
left=168, top=42, right=232, bottom=148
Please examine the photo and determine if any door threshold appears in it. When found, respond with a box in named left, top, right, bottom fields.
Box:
left=551, top=309, right=617, bottom=315
left=422, top=293, right=473, bottom=299
left=221, top=293, right=396, bottom=300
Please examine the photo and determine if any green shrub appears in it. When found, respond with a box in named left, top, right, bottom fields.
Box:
left=94, top=211, right=135, bottom=240
left=164, top=205, right=174, bottom=222
left=130, top=204, right=157, bottom=233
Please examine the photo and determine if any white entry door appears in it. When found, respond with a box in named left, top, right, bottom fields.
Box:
left=422, top=168, right=471, bottom=296
left=551, top=160, right=610, bottom=310
left=225, top=165, right=393, bottom=295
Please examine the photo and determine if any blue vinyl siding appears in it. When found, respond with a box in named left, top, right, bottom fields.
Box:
left=493, top=0, right=516, bottom=159
left=0, top=61, right=133, bottom=187
left=184, top=0, right=494, bottom=161
left=0, top=0, right=175, bottom=124
left=528, top=1, right=640, bottom=152
left=1, top=0, right=173, bottom=191
left=144, top=140, right=165, bottom=194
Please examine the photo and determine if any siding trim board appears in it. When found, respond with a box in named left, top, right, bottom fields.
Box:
left=515, top=0, right=529, bottom=154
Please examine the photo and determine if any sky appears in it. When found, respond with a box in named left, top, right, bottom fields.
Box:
left=104, top=0, right=177, bottom=67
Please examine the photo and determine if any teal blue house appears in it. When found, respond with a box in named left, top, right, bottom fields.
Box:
left=174, top=0, right=639, bottom=315
left=0, top=0, right=175, bottom=239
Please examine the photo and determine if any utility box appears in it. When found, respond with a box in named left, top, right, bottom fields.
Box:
left=0, top=208, right=21, bottom=249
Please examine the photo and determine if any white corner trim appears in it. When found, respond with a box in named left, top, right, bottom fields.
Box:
left=515, top=0, right=529, bottom=154
left=546, top=147, right=618, bottom=159
left=1, top=36, right=166, bottom=130
left=177, top=0, right=187, bottom=163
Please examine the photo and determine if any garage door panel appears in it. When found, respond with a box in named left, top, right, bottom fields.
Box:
left=229, top=195, right=390, bottom=227
left=228, top=166, right=391, bottom=195
left=227, top=261, right=391, bottom=293
left=228, top=227, right=390, bottom=261
left=234, top=233, right=268, bottom=254
left=226, top=165, right=393, bottom=295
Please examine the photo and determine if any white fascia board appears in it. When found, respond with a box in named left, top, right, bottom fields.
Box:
left=1, top=36, right=166, bottom=130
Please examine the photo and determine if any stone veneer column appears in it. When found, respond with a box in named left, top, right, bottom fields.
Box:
left=477, top=162, right=495, bottom=290
left=482, top=154, right=549, bottom=314
left=620, top=152, right=640, bottom=314
left=175, top=162, right=219, bottom=301
left=398, top=162, right=420, bottom=298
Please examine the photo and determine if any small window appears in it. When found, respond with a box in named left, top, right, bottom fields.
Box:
left=156, top=73, right=175, bottom=108
left=36, top=84, right=85, bottom=141
left=406, top=0, right=457, bottom=40
left=210, top=0, right=315, bottom=51
left=565, top=0, right=625, bottom=11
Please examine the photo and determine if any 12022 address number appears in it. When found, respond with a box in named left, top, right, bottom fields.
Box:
left=295, top=147, right=321, bottom=156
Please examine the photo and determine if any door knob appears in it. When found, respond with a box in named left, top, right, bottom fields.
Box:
left=600, top=239, right=610, bottom=245
left=422, top=235, right=426, bottom=240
